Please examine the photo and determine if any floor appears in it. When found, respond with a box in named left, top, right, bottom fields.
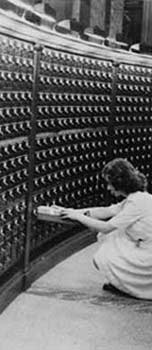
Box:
left=0, top=242, right=152, bottom=350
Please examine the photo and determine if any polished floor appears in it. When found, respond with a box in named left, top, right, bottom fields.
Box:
left=0, top=242, right=152, bottom=350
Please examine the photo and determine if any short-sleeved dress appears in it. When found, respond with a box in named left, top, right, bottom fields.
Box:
left=94, top=191, right=152, bottom=299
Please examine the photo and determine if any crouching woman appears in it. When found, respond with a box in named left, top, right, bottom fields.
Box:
left=60, top=158, right=152, bottom=299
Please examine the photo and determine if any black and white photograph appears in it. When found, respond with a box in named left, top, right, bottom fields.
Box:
left=0, top=1, right=152, bottom=349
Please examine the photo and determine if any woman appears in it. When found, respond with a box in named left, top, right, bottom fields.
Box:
left=54, top=158, right=152, bottom=299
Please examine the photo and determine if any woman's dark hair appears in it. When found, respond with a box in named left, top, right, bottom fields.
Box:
left=102, top=158, right=148, bottom=194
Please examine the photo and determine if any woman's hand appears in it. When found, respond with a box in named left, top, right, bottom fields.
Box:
left=51, top=205, right=66, bottom=216
left=60, top=208, right=81, bottom=221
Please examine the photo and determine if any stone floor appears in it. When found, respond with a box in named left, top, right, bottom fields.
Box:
left=0, top=242, right=152, bottom=350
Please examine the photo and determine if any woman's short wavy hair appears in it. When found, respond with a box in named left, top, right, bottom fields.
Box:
left=102, top=158, right=148, bottom=194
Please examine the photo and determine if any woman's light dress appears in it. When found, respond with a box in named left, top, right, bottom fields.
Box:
left=94, top=191, right=152, bottom=299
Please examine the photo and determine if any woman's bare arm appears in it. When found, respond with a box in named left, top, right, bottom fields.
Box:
left=51, top=204, right=119, bottom=220
left=60, top=209, right=116, bottom=234
left=75, top=206, right=117, bottom=220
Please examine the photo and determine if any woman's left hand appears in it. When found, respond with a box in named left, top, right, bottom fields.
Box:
left=60, top=208, right=81, bottom=221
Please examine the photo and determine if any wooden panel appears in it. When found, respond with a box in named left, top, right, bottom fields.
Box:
left=141, top=0, right=152, bottom=47
left=90, top=0, right=106, bottom=31
left=72, top=0, right=81, bottom=21
left=109, top=0, right=125, bottom=39
left=80, top=0, right=91, bottom=28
